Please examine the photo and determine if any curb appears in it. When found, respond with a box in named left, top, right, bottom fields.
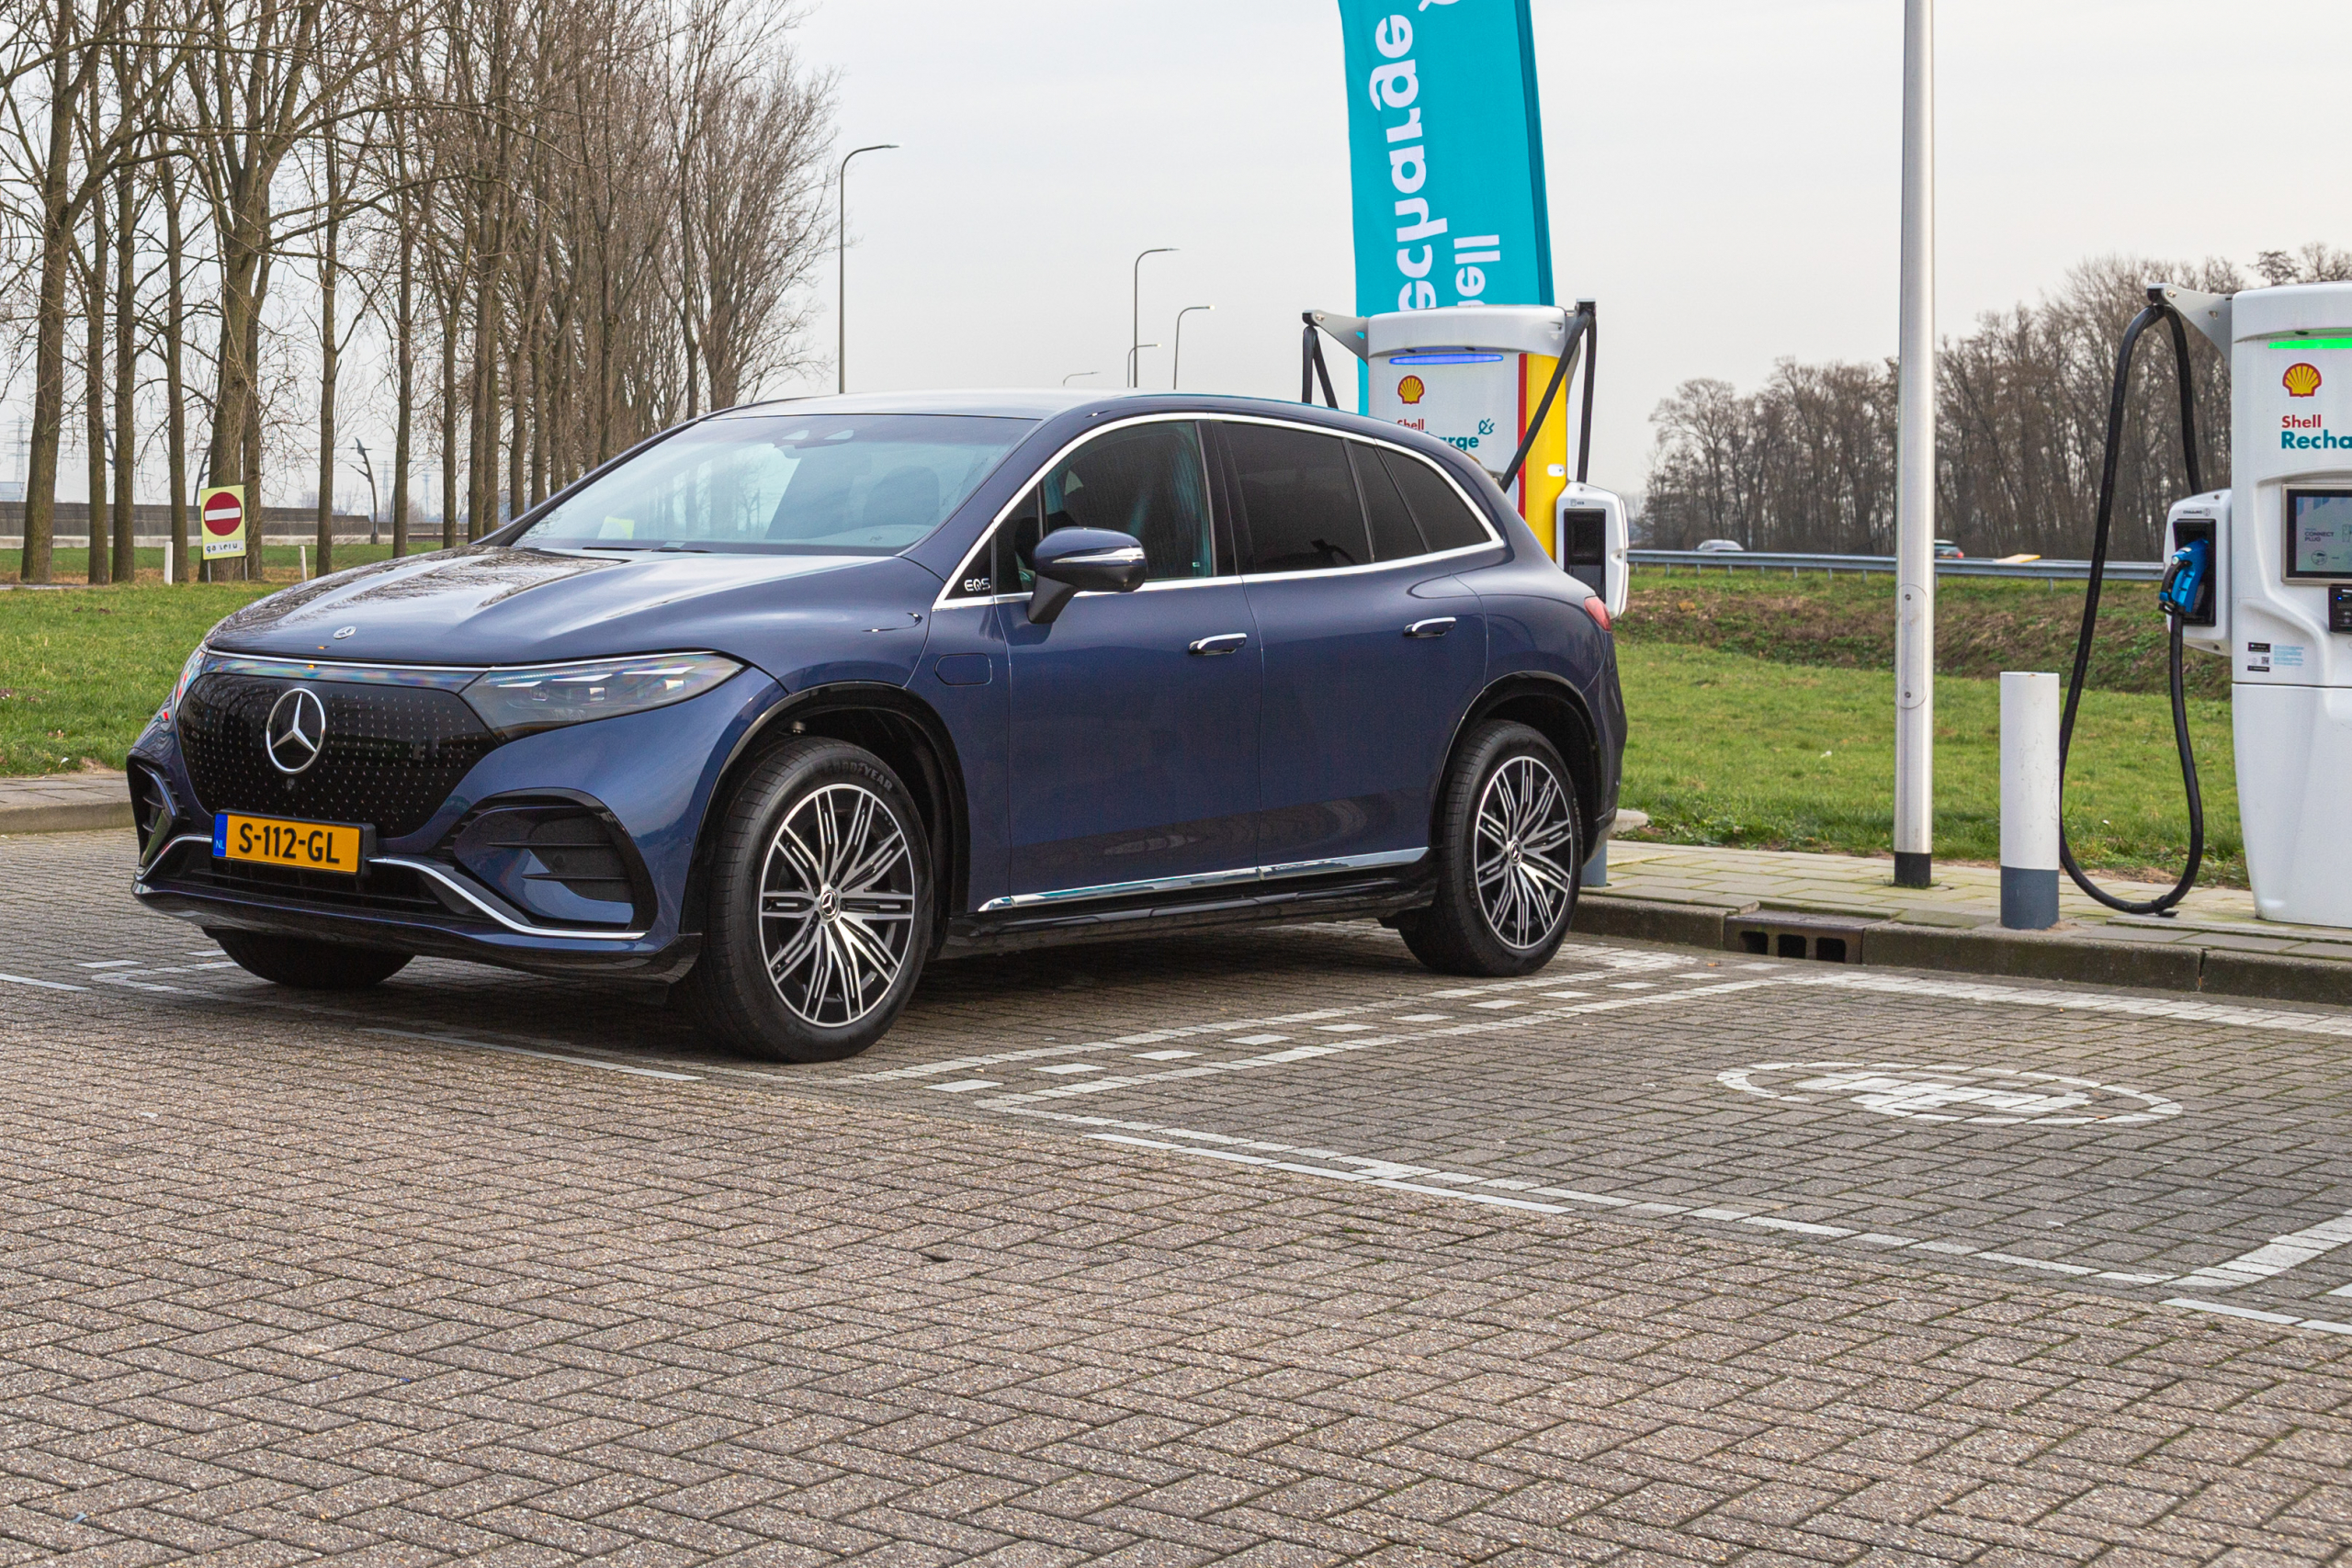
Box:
left=0, top=799, right=132, bottom=835
left=1572, top=892, right=2352, bottom=1007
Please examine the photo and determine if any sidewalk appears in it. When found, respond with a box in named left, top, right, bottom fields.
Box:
left=0, top=771, right=130, bottom=835
left=1582, top=819, right=2352, bottom=1004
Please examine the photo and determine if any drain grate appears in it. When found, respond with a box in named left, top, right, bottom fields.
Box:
left=1725, top=910, right=1875, bottom=964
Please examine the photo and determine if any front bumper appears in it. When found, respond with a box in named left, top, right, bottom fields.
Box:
left=129, top=669, right=784, bottom=979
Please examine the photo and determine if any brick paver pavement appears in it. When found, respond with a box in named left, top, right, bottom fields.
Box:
left=3, top=830, right=2352, bottom=1563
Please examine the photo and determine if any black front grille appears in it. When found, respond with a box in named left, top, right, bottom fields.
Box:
left=177, top=673, right=500, bottom=838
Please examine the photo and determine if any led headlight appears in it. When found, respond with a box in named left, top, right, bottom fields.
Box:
left=462, top=651, right=741, bottom=738
left=166, top=644, right=210, bottom=720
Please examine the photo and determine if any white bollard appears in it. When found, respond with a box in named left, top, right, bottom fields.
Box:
left=162, top=536, right=173, bottom=584
left=299, top=544, right=308, bottom=581
left=1999, top=671, right=2060, bottom=929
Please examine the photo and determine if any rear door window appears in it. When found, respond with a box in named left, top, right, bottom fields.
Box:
left=1379, top=449, right=1495, bottom=554
left=1224, top=422, right=1373, bottom=574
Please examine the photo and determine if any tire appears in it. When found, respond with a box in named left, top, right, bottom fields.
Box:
left=1396, top=720, right=1582, bottom=977
left=209, top=929, right=414, bottom=990
left=678, top=737, right=933, bottom=1063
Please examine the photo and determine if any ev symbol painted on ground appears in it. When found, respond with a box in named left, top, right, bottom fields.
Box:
left=1717, top=1060, right=2182, bottom=1125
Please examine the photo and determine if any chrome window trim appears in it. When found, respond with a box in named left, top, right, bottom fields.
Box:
left=978, top=846, right=1426, bottom=914
left=933, top=411, right=1223, bottom=611
left=1208, top=412, right=1507, bottom=579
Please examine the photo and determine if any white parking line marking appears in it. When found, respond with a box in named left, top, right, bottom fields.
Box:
left=0, top=972, right=88, bottom=992
left=363, top=1027, right=702, bottom=1081
left=1134, top=1050, right=1197, bottom=1061
left=976, top=981, right=1772, bottom=1111
left=1033, top=1063, right=1102, bottom=1075
left=1233, top=1033, right=1292, bottom=1045
left=1394, top=1013, right=1448, bottom=1022
left=2171, top=1213, right=2352, bottom=1292
left=1799, top=970, right=2352, bottom=1040
left=1045, top=1111, right=2220, bottom=1292
left=930, top=1079, right=1000, bottom=1093
left=76, top=959, right=141, bottom=968
left=2165, top=1298, right=2352, bottom=1336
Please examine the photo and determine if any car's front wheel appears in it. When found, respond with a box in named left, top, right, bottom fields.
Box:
left=680, top=737, right=933, bottom=1062
left=1396, top=720, right=1581, bottom=976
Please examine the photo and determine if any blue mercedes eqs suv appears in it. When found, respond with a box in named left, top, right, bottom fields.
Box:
left=129, top=391, right=1626, bottom=1060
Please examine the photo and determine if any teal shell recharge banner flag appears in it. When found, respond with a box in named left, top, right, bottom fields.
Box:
left=1336, top=0, right=1553, bottom=318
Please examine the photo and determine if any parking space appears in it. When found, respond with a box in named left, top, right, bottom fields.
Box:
left=6, top=828, right=2352, bottom=1562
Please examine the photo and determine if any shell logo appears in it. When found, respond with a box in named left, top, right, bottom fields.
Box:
left=2285, top=362, right=2323, bottom=398
left=1397, top=374, right=1426, bottom=405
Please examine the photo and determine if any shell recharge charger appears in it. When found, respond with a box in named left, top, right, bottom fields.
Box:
left=2066, top=279, right=2352, bottom=928
left=1302, top=303, right=1628, bottom=618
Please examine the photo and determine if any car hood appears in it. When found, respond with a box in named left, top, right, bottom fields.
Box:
left=206, top=547, right=941, bottom=681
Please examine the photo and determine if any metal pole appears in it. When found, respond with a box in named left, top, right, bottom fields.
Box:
left=836, top=143, right=899, bottom=395
left=1893, top=0, right=1936, bottom=888
left=1171, top=305, right=1212, bottom=389
left=1061, top=371, right=1100, bottom=386
left=1130, top=248, right=1175, bottom=388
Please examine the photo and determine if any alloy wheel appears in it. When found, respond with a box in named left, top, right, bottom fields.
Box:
left=758, top=783, right=918, bottom=1025
left=1473, top=754, right=1576, bottom=950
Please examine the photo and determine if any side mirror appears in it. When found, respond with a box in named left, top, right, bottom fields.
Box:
left=1026, top=527, right=1148, bottom=625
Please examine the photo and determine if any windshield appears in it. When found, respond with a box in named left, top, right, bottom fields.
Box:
left=513, top=413, right=1034, bottom=554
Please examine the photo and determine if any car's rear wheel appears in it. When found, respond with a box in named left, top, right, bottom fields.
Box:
left=1396, top=720, right=1581, bottom=976
left=680, top=737, right=932, bottom=1063
left=209, top=929, right=414, bottom=990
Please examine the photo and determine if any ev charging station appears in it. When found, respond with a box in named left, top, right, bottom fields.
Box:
left=2150, top=282, right=2352, bottom=928
left=1303, top=302, right=1629, bottom=619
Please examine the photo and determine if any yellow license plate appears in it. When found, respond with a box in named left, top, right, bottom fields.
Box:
left=214, top=813, right=365, bottom=875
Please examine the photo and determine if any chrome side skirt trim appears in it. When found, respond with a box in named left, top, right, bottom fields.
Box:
left=978, top=846, right=1426, bottom=914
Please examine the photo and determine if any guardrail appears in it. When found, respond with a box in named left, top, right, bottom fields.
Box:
left=1629, top=549, right=2162, bottom=583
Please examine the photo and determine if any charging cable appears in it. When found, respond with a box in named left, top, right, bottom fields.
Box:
left=2058, top=288, right=2208, bottom=915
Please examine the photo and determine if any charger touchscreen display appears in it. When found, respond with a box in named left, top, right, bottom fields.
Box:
left=2290, top=491, right=2352, bottom=576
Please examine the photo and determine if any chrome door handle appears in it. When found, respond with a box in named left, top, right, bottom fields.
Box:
left=1188, top=633, right=1250, bottom=656
left=1404, top=617, right=1456, bottom=638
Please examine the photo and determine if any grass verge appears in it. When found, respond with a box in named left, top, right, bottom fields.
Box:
left=1617, top=641, right=2240, bottom=885
left=0, top=581, right=273, bottom=775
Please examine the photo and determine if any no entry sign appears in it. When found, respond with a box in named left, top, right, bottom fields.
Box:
left=198, top=485, right=246, bottom=559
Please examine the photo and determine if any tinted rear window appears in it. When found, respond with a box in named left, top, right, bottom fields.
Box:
left=1380, top=449, right=1493, bottom=553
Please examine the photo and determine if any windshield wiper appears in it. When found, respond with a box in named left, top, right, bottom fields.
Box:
left=582, top=544, right=651, bottom=551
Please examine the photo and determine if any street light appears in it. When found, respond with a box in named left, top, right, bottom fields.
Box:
left=837, top=142, right=899, bottom=395
left=1061, top=371, right=1101, bottom=385
left=351, top=439, right=379, bottom=547
left=1170, top=305, right=1212, bottom=390
left=1130, top=247, right=1176, bottom=388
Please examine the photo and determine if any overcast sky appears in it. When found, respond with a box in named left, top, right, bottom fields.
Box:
left=775, top=0, right=2352, bottom=492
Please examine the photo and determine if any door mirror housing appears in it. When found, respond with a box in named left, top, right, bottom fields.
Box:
left=1026, top=527, right=1148, bottom=625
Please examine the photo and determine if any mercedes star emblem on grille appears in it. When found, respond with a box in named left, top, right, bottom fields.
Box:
left=264, top=687, right=327, bottom=775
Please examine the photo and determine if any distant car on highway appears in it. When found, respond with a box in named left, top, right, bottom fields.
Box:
left=1934, top=538, right=1965, bottom=558
left=128, top=391, right=1627, bottom=1063
left=1693, top=538, right=1744, bottom=553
